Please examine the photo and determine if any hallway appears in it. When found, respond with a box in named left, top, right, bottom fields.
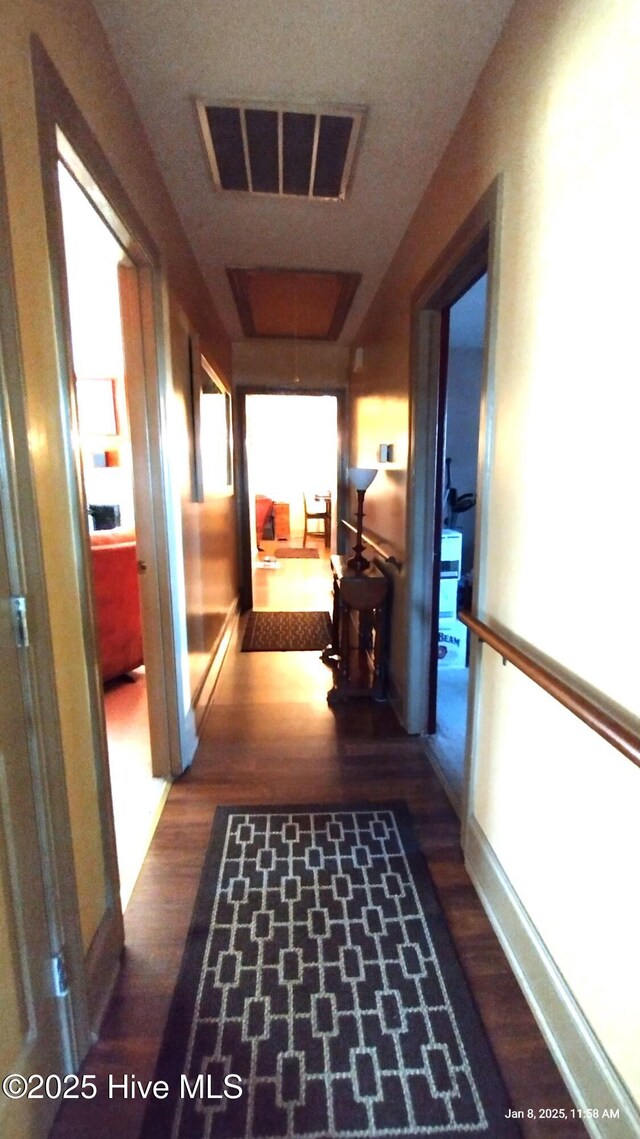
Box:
left=50, top=552, right=586, bottom=1139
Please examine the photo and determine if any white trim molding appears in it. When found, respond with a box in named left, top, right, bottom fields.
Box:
left=465, top=817, right=640, bottom=1139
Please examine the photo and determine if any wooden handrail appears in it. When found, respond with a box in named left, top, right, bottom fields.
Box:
left=341, top=519, right=402, bottom=569
left=459, top=610, right=640, bottom=770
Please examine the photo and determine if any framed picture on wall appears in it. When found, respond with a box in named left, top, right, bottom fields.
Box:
left=76, top=377, right=118, bottom=436
left=200, top=354, right=233, bottom=493
left=188, top=335, right=204, bottom=502
left=187, top=338, right=233, bottom=501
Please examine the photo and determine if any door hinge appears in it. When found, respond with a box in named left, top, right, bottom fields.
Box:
left=10, top=595, right=29, bottom=648
left=51, top=950, right=69, bottom=998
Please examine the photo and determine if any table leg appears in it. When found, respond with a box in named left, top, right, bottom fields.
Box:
left=372, top=605, right=386, bottom=701
left=339, top=599, right=351, bottom=680
left=321, top=575, right=340, bottom=665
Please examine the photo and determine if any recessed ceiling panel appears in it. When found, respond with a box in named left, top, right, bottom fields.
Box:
left=198, top=101, right=366, bottom=201
left=227, top=268, right=361, bottom=339
left=93, top=0, right=516, bottom=343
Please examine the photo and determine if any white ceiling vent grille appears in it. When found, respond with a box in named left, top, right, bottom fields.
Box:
left=196, top=101, right=366, bottom=201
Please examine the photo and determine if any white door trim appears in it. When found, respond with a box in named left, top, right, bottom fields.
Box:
left=404, top=178, right=503, bottom=841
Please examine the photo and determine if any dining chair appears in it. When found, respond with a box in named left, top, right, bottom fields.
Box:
left=303, top=492, right=331, bottom=548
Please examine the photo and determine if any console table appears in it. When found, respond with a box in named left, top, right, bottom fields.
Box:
left=324, top=555, right=388, bottom=704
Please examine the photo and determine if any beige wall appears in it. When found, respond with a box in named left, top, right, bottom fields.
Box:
left=233, top=339, right=349, bottom=390
left=0, top=0, right=234, bottom=950
left=351, top=0, right=640, bottom=1107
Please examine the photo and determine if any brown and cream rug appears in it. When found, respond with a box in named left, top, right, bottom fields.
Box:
left=140, top=804, right=521, bottom=1138
left=241, top=611, right=332, bottom=653
left=272, top=548, right=319, bottom=559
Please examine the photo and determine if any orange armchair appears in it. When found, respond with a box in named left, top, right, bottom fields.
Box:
left=89, top=528, right=143, bottom=682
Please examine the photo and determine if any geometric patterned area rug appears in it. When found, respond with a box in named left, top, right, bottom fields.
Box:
left=273, top=548, right=319, bottom=559
left=241, top=611, right=332, bottom=652
left=140, top=805, right=521, bottom=1138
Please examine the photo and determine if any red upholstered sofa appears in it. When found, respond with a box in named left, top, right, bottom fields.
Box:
left=89, top=528, right=144, bottom=682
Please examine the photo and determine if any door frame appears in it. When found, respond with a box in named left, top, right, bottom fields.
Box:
left=234, top=385, right=348, bottom=611
left=404, top=179, right=502, bottom=832
left=0, top=132, right=88, bottom=1087
left=33, top=38, right=185, bottom=776
left=32, top=39, right=189, bottom=1023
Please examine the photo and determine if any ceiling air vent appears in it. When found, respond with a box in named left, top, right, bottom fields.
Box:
left=196, top=101, right=366, bottom=201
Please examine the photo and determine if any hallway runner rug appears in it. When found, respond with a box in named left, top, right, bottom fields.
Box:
left=140, top=804, right=521, bottom=1139
left=241, top=610, right=332, bottom=652
left=271, top=547, right=319, bottom=558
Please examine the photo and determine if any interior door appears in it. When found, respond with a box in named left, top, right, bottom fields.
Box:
left=0, top=466, right=68, bottom=1139
left=118, top=262, right=178, bottom=775
left=426, top=307, right=450, bottom=734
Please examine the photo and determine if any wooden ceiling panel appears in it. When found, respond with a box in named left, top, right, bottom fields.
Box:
left=227, top=267, right=361, bottom=340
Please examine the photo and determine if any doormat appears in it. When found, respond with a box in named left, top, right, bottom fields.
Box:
left=241, top=610, right=332, bottom=652
left=140, top=804, right=520, bottom=1139
left=274, top=547, right=319, bottom=559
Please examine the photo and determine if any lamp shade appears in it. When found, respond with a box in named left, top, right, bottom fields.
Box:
left=348, top=466, right=377, bottom=491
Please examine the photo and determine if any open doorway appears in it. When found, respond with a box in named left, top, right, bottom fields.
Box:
left=430, top=274, right=488, bottom=809
left=403, top=181, right=499, bottom=827
left=57, top=160, right=167, bottom=907
left=244, top=393, right=339, bottom=610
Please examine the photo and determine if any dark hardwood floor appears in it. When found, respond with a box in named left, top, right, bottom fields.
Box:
left=50, top=549, right=587, bottom=1139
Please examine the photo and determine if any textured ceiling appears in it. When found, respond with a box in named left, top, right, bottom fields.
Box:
left=90, top=0, right=514, bottom=344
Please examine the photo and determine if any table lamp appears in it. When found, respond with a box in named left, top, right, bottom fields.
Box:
left=347, top=467, right=377, bottom=573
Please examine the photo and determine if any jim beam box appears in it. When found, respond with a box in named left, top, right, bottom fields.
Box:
left=438, top=619, right=467, bottom=668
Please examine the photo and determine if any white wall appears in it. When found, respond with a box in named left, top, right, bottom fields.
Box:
left=58, top=164, right=135, bottom=529
left=233, top=339, right=349, bottom=389
left=246, top=394, right=337, bottom=540
left=471, top=0, right=640, bottom=1099
left=445, top=274, right=487, bottom=574
left=352, top=0, right=640, bottom=1113
left=444, top=347, right=483, bottom=574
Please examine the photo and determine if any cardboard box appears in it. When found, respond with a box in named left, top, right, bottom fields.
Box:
left=438, top=577, right=458, bottom=622
left=438, top=619, right=467, bottom=668
left=441, top=529, right=462, bottom=578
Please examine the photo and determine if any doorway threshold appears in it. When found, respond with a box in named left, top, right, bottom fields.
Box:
left=421, top=665, right=470, bottom=817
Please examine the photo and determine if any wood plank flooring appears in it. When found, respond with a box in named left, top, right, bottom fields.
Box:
left=50, top=546, right=587, bottom=1139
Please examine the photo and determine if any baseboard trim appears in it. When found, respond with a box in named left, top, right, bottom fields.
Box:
left=386, top=669, right=406, bottom=729
left=196, top=602, right=239, bottom=733
left=421, top=739, right=462, bottom=817
left=83, top=902, right=124, bottom=1042
left=465, top=817, right=639, bottom=1139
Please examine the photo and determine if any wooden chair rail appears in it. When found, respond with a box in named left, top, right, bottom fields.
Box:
left=341, top=519, right=403, bottom=569
left=459, top=610, right=640, bottom=771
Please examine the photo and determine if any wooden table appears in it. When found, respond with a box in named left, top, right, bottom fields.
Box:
left=323, top=555, right=388, bottom=703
